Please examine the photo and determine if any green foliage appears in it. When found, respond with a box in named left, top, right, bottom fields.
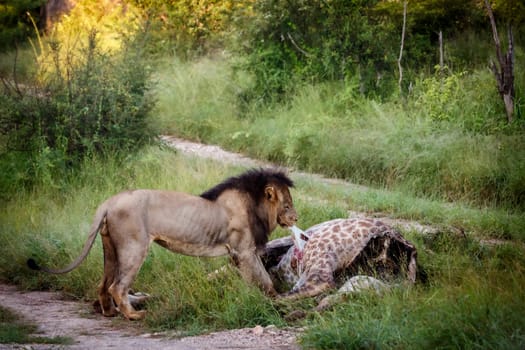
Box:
left=234, top=0, right=399, bottom=100
left=128, top=0, right=241, bottom=57
left=229, top=0, right=519, bottom=102
left=412, top=68, right=467, bottom=123
left=410, top=61, right=525, bottom=132
left=0, top=44, right=36, bottom=84
left=491, top=0, right=525, bottom=26
left=0, top=29, right=156, bottom=195
left=0, top=0, right=43, bottom=51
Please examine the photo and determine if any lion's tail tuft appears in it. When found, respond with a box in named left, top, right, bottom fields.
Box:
left=27, top=258, right=41, bottom=270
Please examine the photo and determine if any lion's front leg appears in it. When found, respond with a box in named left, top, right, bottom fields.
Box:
left=236, top=249, right=277, bottom=296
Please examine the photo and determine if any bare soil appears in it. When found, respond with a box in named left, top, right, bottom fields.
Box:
left=0, top=284, right=300, bottom=350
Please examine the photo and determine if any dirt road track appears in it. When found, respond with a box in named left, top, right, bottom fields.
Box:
left=0, top=284, right=300, bottom=349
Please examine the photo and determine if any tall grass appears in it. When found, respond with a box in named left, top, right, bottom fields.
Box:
left=153, top=55, right=247, bottom=141
left=1, top=147, right=524, bottom=346
left=153, top=57, right=525, bottom=211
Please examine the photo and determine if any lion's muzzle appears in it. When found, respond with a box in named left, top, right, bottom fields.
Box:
left=278, top=209, right=298, bottom=228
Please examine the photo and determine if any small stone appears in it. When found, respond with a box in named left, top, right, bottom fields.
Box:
left=253, top=325, right=264, bottom=336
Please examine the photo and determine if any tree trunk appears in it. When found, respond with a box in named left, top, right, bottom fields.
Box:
left=40, top=0, right=75, bottom=32
left=484, top=0, right=515, bottom=123
left=439, top=30, right=444, bottom=71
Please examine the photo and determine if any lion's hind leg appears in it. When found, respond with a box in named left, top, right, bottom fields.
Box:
left=108, top=237, right=150, bottom=320
left=98, top=224, right=118, bottom=317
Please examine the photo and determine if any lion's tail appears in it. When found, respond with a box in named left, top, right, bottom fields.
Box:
left=27, top=203, right=108, bottom=274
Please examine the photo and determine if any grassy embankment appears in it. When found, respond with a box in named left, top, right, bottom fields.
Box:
left=154, top=56, right=525, bottom=214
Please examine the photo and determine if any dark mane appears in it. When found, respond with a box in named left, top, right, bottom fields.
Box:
left=200, top=168, right=294, bottom=202
left=200, top=168, right=294, bottom=249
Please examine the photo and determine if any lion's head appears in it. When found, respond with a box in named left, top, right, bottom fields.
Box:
left=200, top=168, right=297, bottom=249
left=264, top=182, right=297, bottom=228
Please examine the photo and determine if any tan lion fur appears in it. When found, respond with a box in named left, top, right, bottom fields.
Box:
left=28, top=169, right=297, bottom=320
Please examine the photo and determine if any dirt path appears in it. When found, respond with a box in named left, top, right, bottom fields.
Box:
left=0, top=284, right=300, bottom=350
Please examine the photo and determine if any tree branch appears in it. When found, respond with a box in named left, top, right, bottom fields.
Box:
left=287, top=32, right=310, bottom=57
left=398, top=1, right=407, bottom=95
left=484, top=0, right=515, bottom=123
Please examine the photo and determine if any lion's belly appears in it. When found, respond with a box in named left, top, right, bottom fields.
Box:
left=153, top=235, right=230, bottom=257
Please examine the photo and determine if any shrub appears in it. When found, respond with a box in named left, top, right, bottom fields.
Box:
left=0, top=29, right=156, bottom=195
left=0, top=0, right=43, bottom=51
left=233, top=0, right=399, bottom=101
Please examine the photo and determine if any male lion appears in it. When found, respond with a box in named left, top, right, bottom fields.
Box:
left=28, top=168, right=298, bottom=320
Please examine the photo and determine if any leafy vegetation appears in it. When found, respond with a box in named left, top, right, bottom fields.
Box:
left=0, top=0, right=43, bottom=51
left=0, top=2, right=156, bottom=197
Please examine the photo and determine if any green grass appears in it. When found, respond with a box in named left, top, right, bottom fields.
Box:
left=152, top=57, right=525, bottom=212
left=1, top=146, right=524, bottom=349
left=0, top=305, right=73, bottom=345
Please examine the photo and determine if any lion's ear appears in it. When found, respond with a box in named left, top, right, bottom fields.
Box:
left=265, top=186, right=277, bottom=202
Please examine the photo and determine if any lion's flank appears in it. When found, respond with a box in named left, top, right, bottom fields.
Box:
left=200, top=168, right=294, bottom=202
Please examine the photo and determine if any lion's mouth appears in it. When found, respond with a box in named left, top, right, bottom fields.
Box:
left=277, top=220, right=287, bottom=228
left=277, top=217, right=289, bottom=228
left=278, top=216, right=297, bottom=228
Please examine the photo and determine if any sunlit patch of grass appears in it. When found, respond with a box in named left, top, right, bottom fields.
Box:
left=152, top=56, right=245, bottom=142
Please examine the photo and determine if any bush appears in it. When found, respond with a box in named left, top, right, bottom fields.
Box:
left=0, top=0, right=42, bottom=51
left=0, top=29, right=156, bottom=195
left=233, top=0, right=399, bottom=101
